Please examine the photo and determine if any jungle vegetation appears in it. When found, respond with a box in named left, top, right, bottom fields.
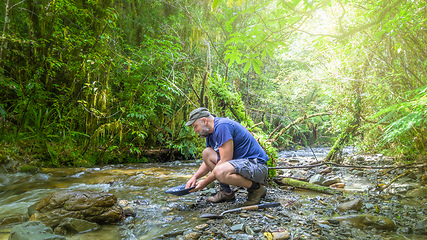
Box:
left=0, top=0, right=426, bottom=168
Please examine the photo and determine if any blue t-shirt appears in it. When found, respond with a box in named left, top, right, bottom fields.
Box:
left=205, top=117, right=269, bottom=164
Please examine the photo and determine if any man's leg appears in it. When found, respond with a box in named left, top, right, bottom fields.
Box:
left=214, top=159, right=268, bottom=206
left=202, top=148, right=235, bottom=202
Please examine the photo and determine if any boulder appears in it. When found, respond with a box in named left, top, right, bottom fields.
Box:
left=322, top=177, right=340, bottom=186
left=414, top=219, right=427, bottom=234
left=338, top=198, right=363, bottom=212
left=29, top=190, right=123, bottom=228
left=309, top=174, right=325, bottom=185
left=9, top=221, right=66, bottom=240
left=405, top=187, right=427, bottom=198
left=330, top=214, right=395, bottom=230
left=53, top=218, right=100, bottom=235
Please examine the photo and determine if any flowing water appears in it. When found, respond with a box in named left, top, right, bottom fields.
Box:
left=0, top=160, right=205, bottom=239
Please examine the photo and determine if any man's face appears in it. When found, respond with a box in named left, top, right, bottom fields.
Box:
left=192, top=118, right=210, bottom=138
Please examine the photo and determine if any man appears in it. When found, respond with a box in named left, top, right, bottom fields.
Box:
left=185, top=107, right=269, bottom=206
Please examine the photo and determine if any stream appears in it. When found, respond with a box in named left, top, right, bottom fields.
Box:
left=0, top=148, right=426, bottom=239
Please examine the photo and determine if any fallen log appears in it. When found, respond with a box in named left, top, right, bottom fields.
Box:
left=274, top=177, right=342, bottom=195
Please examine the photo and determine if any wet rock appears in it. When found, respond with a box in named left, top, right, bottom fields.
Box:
left=19, top=165, right=39, bottom=173
left=245, top=225, right=254, bottom=235
left=9, top=221, right=66, bottom=240
left=193, top=223, right=208, bottom=231
left=231, top=223, right=244, bottom=231
left=329, top=183, right=345, bottom=189
left=338, top=198, right=363, bottom=212
left=118, top=200, right=129, bottom=207
left=272, top=230, right=290, bottom=239
left=183, top=231, right=201, bottom=239
left=322, top=177, right=340, bottom=186
left=53, top=218, right=99, bottom=235
left=123, top=205, right=136, bottom=217
left=29, top=190, right=123, bottom=228
left=320, top=167, right=332, bottom=174
left=355, top=156, right=365, bottom=163
left=406, top=187, right=427, bottom=198
left=331, top=214, right=395, bottom=230
left=0, top=215, right=27, bottom=227
left=414, top=219, right=427, bottom=234
left=309, top=174, right=325, bottom=185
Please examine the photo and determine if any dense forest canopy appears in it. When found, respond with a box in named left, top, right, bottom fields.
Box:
left=0, top=0, right=426, bottom=167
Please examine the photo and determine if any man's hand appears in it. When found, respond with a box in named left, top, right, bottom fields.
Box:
left=186, top=176, right=197, bottom=189
left=189, top=179, right=209, bottom=192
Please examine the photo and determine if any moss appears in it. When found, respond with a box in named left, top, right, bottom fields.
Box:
left=19, top=165, right=40, bottom=173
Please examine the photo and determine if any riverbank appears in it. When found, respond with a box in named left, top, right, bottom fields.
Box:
left=0, top=148, right=426, bottom=239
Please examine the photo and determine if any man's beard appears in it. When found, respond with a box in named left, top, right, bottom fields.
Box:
left=197, top=125, right=210, bottom=138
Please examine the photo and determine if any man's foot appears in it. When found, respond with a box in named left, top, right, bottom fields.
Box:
left=206, top=189, right=235, bottom=203
left=243, top=185, right=267, bottom=206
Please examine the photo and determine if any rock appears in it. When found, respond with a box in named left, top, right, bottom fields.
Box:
left=355, top=156, right=365, bottom=163
left=322, top=177, right=340, bottom=186
left=245, top=225, right=254, bottom=235
left=289, top=170, right=305, bottom=179
left=19, top=165, right=40, bottom=173
left=0, top=215, right=26, bottom=227
left=53, top=218, right=99, bottom=235
left=118, top=200, right=129, bottom=207
left=231, top=223, right=245, bottom=231
left=193, top=224, right=208, bottom=231
left=414, top=219, right=427, bottom=234
left=331, top=214, right=395, bottom=230
left=309, top=174, right=325, bottom=185
left=338, top=198, right=363, bottom=212
left=9, top=221, right=66, bottom=240
left=183, top=231, right=201, bottom=240
left=29, top=190, right=123, bottom=228
left=123, top=206, right=136, bottom=217
left=320, top=167, right=332, bottom=174
left=272, top=230, right=290, bottom=240
left=329, top=183, right=345, bottom=189
left=406, top=187, right=427, bottom=198
left=28, top=202, right=38, bottom=217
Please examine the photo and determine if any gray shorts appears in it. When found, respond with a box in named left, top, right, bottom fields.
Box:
left=227, top=158, right=268, bottom=183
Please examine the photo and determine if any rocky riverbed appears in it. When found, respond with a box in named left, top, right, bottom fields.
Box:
left=139, top=148, right=427, bottom=240
left=1, top=147, right=426, bottom=239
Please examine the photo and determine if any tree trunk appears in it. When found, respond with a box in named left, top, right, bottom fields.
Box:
left=0, top=0, right=11, bottom=64
left=274, top=177, right=342, bottom=195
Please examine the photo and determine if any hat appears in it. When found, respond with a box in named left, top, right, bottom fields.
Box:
left=185, top=107, right=211, bottom=126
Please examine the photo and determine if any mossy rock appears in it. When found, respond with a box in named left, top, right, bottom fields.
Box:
left=19, top=165, right=40, bottom=173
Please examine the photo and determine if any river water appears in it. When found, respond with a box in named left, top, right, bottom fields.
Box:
left=0, top=160, right=204, bottom=239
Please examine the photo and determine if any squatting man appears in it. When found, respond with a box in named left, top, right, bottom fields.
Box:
left=185, top=107, right=269, bottom=206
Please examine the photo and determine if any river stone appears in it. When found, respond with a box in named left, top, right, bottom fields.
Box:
left=0, top=215, right=26, bottom=227
left=53, top=218, right=99, bottom=235
left=414, top=219, right=427, bottom=234
left=331, top=214, right=395, bottom=230
left=30, top=190, right=123, bottom=228
left=309, top=174, right=325, bottom=185
left=272, top=230, right=290, bottom=240
left=9, top=221, right=66, bottom=240
left=322, top=177, right=340, bottom=186
left=183, top=231, right=201, bottom=240
left=193, top=224, right=208, bottom=231
left=338, top=198, right=363, bottom=212
left=231, top=223, right=245, bottom=231
left=405, top=187, right=427, bottom=198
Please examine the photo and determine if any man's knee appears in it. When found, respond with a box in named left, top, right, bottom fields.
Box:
left=202, top=147, right=217, bottom=164
left=213, top=163, right=234, bottom=182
